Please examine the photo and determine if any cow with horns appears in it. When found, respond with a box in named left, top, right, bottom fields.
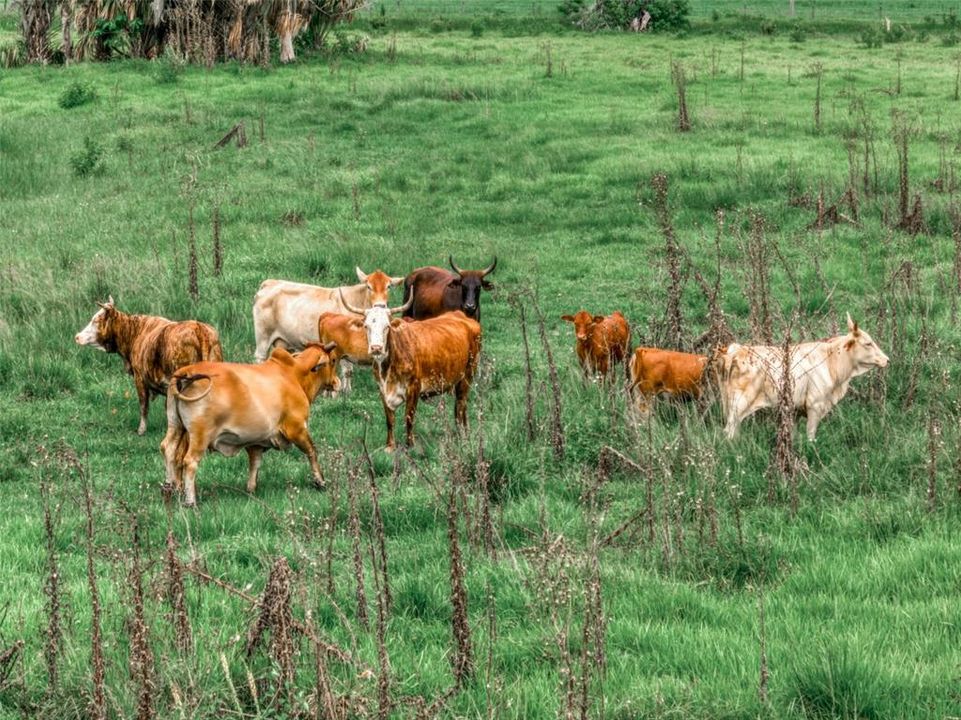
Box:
left=340, top=290, right=482, bottom=450
left=251, top=267, right=404, bottom=362
left=402, top=256, right=496, bottom=321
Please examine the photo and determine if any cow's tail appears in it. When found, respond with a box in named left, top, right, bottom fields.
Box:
left=172, top=373, right=213, bottom=402
left=626, top=347, right=641, bottom=397
left=707, top=344, right=738, bottom=415
left=197, top=324, right=223, bottom=362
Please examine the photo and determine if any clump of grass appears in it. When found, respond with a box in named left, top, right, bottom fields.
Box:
left=70, top=137, right=104, bottom=178
left=58, top=81, right=97, bottom=109
left=245, top=557, right=296, bottom=710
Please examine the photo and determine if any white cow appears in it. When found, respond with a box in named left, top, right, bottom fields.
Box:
left=252, top=267, right=403, bottom=362
left=717, top=314, right=889, bottom=440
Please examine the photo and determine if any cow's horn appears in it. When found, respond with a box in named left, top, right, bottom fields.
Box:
left=449, top=255, right=464, bottom=276
left=339, top=288, right=366, bottom=316
left=481, top=256, right=497, bottom=277
left=390, top=288, right=414, bottom=315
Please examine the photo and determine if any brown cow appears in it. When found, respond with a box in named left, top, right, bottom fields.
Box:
left=75, top=296, right=222, bottom=435
left=560, top=310, right=630, bottom=379
left=402, top=256, right=496, bottom=321
left=628, top=347, right=708, bottom=418
left=252, top=267, right=404, bottom=361
left=160, top=343, right=341, bottom=506
left=341, top=292, right=481, bottom=449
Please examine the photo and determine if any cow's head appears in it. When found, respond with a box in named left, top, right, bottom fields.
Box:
left=448, top=256, right=496, bottom=320
left=340, top=289, right=414, bottom=361
left=561, top=310, right=604, bottom=343
left=75, top=296, right=118, bottom=352
left=356, top=267, right=404, bottom=307
left=296, top=342, right=343, bottom=401
left=844, top=313, right=889, bottom=376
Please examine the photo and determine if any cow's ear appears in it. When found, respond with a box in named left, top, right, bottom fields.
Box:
left=323, top=341, right=338, bottom=354
left=482, top=280, right=494, bottom=290
left=390, top=318, right=404, bottom=328
left=846, top=312, right=859, bottom=335
left=560, top=315, right=575, bottom=322
left=447, top=278, right=461, bottom=288
left=592, top=315, right=605, bottom=324
left=845, top=338, right=856, bottom=351
left=390, top=276, right=404, bottom=287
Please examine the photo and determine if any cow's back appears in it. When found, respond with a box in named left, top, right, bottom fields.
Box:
left=140, top=320, right=221, bottom=390
left=390, top=313, right=480, bottom=386
left=404, top=266, right=460, bottom=319
left=631, top=347, right=706, bottom=396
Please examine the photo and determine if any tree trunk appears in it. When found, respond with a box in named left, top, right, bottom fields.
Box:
left=21, top=0, right=53, bottom=63
left=788, top=0, right=795, bottom=17
left=61, top=0, right=72, bottom=65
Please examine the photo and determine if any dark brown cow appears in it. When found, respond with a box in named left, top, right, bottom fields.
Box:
left=75, top=296, right=223, bottom=435
left=402, top=256, right=496, bottom=321
left=628, top=347, right=708, bottom=418
left=341, top=293, right=482, bottom=449
left=161, top=343, right=341, bottom=506
left=560, top=310, right=630, bottom=379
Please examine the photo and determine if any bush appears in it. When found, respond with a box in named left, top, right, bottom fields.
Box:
left=153, top=51, right=183, bottom=84
left=70, top=137, right=104, bottom=177
left=942, top=32, right=960, bottom=47
left=470, top=20, right=484, bottom=37
left=944, top=9, right=959, bottom=29
left=760, top=19, right=777, bottom=36
left=58, top=81, right=97, bottom=109
left=858, top=27, right=883, bottom=48
left=789, top=23, right=806, bottom=43
left=559, top=0, right=690, bottom=32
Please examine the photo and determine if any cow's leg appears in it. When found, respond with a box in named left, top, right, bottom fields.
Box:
left=286, top=424, right=325, bottom=488
left=161, top=426, right=185, bottom=492
left=340, top=359, right=353, bottom=395
left=633, top=391, right=653, bottom=421
left=404, top=381, right=421, bottom=447
left=454, top=379, right=470, bottom=428
left=806, top=406, right=825, bottom=441
left=246, top=447, right=264, bottom=493
left=134, top=375, right=150, bottom=435
left=724, top=393, right=750, bottom=439
left=181, top=427, right=211, bottom=507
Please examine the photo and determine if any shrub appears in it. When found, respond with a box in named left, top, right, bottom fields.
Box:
left=153, top=51, right=183, bottom=84
left=789, top=23, right=806, bottom=43
left=858, top=27, right=883, bottom=48
left=942, top=32, right=960, bottom=47
left=70, top=137, right=104, bottom=177
left=559, top=0, right=690, bottom=32
left=470, top=20, right=484, bottom=37
left=58, top=82, right=97, bottom=109
left=760, top=19, right=777, bottom=36
left=884, top=23, right=911, bottom=43
left=944, top=9, right=959, bottom=29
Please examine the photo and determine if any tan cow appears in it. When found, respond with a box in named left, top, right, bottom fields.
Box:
left=252, top=267, right=403, bottom=361
left=628, top=347, right=708, bottom=418
left=317, top=311, right=370, bottom=395
left=75, top=296, right=222, bottom=435
left=716, top=314, right=889, bottom=440
left=341, top=292, right=481, bottom=450
left=560, top=310, right=630, bottom=379
left=160, top=343, right=341, bottom=506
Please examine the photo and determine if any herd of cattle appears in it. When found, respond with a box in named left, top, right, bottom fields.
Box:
left=74, top=256, right=890, bottom=506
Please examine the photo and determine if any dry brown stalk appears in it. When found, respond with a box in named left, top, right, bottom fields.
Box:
left=651, top=173, right=686, bottom=350
left=447, top=472, right=475, bottom=687
left=127, top=518, right=156, bottom=720
left=812, top=62, right=823, bottom=133
left=688, top=210, right=735, bottom=352
left=770, top=325, right=799, bottom=512
left=743, top=212, right=774, bottom=344
left=347, top=467, right=370, bottom=631
left=214, top=122, right=248, bottom=149
left=165, top=532, right=192, bottom=653
left=927, top=410, right=941, bottom=513
left=245, top=557, right=296, bottom=709
left=187, top=202, right=199, bottom=301
left=363, top=438, right=392, bottom=614
left=211, top=206, right=223, bottom=277
left=530, top=291, right=565, bottom=460
left=518, top=302, right=537, bottom=442
left=672, top=61, right=691, bottom=132
left=758, top=585, right=769, bottom=704
left=475, top=407, right=497, bottom=559
left=38, top=465, right=63, bottom=693
left=79, top=453, right=107, bottom=720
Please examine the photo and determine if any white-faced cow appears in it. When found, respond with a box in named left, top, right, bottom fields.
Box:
left=341, top=291, right=482, bottom=450
left=75, top=296, right=222, bottom=435
left=716, top=314, right=889, bottom=440
left=402, top=256, right=496, bottom=321
left=161, top=343, right=341, bottom=506
left=252, top=267, right=404, bottom=361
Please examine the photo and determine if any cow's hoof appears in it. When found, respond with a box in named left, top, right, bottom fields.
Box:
left=311, top=479, right=327, bottom=491
left=137, top=426, right=146, bottom=436
left=383, top=445, right=396, bottom=454
left=181, top=500, right=197, bottom=508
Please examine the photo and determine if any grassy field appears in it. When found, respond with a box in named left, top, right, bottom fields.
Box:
left=3, top=10, right=961, bottom=720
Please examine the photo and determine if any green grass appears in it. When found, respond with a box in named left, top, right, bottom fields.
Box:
left=2, top=19, right=961, bottom=720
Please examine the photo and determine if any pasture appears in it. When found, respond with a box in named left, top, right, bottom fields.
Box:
left=2, top=8, right=961, bottom=719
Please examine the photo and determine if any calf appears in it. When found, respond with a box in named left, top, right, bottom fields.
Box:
left=342, top=291, right=481, bottom=449
left=75, top=296, right=222, bottom=435
left=717, top=314, right=889, bottom=440
left=628, top=347, right=708, bottom=418
left=252, top=267, right=403, bottom=361
left=160, top=343, right=341, bottom=506
left=560, top=310, right=630, bottom=379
